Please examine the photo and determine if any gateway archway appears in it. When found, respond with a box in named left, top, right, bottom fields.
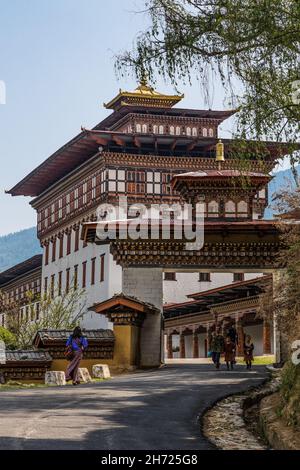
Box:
left=83, top=216, right=283, bottom=368
left=163, top=274, right=273, bottom=361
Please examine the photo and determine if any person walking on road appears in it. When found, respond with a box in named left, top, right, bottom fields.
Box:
left=210, top=329, right=224, bottom=369
left=65, top=326, right=88, bottom=385
left=244, top=335, right=254, bottom=370
left=224, top=335, right=236, bottom=370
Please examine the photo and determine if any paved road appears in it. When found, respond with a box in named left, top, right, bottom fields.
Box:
left=0, top=364, right=268, bottom=450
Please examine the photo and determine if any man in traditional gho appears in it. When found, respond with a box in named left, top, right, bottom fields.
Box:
left=210, top=329, right=225, bottom=369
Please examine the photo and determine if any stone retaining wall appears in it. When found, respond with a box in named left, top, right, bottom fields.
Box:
left=259, top=393, right=300, bottom=450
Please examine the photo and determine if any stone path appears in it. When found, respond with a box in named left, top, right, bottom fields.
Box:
left=203, top=369, right=280, bottom=450
left=0, top=364, right=268, bottom=450
left=203, top=394, right=267, bottom=450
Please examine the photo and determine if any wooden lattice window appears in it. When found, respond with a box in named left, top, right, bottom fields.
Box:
left=237, top=200, right=248, bottom=218
left=233, top=273, right=244, bottom=282
left=164, top=272, right=176, bottom=281
left=199, top=272, right=211, bottom=282
left=225, top=200, right=236, bottom=218
left=207, top=200, right=219, bottom=217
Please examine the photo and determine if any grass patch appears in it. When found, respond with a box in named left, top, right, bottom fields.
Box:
left=0, top=377, right=109, bottom=391
left=235, top=355, right=275, bottom=365
left=91, top=378, right=109, bottom=383
left=0, top=381, right=47, bottom=392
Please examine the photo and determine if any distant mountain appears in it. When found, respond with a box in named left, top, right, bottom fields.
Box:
left=265, top=165, right=300, bottom=219
left=0, top=227, right=42, bottom=273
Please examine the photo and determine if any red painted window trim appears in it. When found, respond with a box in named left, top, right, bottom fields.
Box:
left=91, top=257, right=96, bottom=285
left=100, top=254, right=105, bottom=282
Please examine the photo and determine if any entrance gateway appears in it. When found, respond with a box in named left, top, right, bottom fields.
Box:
left=82, top=165, right=284, bottom=368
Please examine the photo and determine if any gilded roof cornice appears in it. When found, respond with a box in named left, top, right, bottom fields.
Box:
left=104, top=81, right=183, bottom=110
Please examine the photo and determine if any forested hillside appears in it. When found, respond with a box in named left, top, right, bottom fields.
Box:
left=0, top=227, right=42, bottom=272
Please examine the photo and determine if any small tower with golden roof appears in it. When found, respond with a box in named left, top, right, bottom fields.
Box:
left=104, top=77, right=184, bottom=111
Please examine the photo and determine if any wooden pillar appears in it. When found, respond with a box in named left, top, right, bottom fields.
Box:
left=193, top=330, right=199, bottom=358
left=263, top=320, right=272, bottom=355
left=221, top=319, right=225, bottom=337
left=236, top=318, right=244, bottom=356
left=206, top=325, right=212, bottom=355
left=167, top=333, right=173, bottom=359
left=179, top=333, right=186, bottom=359
left=273, top=270, right=286, bottom=363
left=204, top=338, right=208, bottom=358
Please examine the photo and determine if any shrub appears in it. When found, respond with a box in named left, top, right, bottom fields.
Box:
left=279, top=360, right=300, bottom=429
left=0, top=327, right=17, bottom=349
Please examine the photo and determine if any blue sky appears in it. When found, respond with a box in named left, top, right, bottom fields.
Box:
left=0, top=0, right=290, bottom=236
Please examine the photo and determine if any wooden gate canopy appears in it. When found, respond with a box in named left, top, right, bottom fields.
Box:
left=82, top=219, right=283, bottom=271
left=92, top=293, right=159, bottom=327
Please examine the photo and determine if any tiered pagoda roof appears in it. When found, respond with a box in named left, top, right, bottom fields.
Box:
left=104, top=80, right=184, bottom=110
left=6, top=130, right=287, bottom=198
left=99, top=106, right=235, bottom=130
left=5, top=81, right=293, bottom=198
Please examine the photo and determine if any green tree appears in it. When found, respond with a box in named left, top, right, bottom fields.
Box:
left=1, top=285, right=87, bottom=350
left=0, top=327, right=17, bottom=350
left=259, top=186, right=300, bottom=360
left=116, top=0, right=300, bottom=153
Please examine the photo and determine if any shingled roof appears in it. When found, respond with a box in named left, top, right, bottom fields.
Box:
left=92, top=293, right=160, bottom=316
left=0, top=254, right=42, bottom=288
left=3, top=350, right=52, bottom=363
left=33, top=329, right=114, bottom=348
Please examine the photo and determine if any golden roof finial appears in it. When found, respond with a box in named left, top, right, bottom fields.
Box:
left=216, top=139, right=225, bottom=171
left=104, top=70, right=184, bottom=110
left=216, top=139, right=225, bottom=162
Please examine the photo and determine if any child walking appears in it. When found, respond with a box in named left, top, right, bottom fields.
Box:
left=244, top=335, right=254, bottom=369
left=224, top=336, right=236, bottom=370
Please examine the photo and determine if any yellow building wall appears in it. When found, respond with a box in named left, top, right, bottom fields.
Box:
left=50, top=324, right=141, bottom=374
left=112, top=324, right=140, bottom=367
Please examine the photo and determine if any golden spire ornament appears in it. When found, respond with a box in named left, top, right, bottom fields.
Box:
left=216, top=139, right=225, bottom=171
left=216, top=139, right=225, bottom=162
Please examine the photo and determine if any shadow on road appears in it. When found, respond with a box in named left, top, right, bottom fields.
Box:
left=0, top=364, right=268, bottom=450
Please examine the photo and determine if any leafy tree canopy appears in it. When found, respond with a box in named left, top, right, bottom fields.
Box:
left=1, top=285, right=87, bottom=350
left=116, top=0, right=300, bottom=152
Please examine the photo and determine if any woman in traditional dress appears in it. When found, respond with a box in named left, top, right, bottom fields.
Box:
left=244, top=334, right=254, bottom=370
left=65, top=326, right=88, bottom=385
